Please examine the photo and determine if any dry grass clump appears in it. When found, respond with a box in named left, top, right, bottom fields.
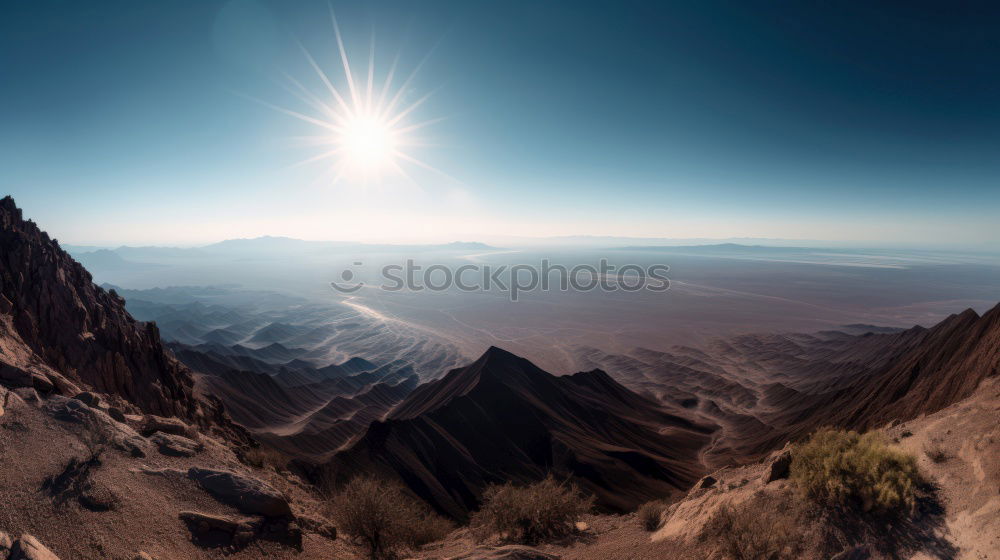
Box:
left=470, top=476, right=594, bottom=545
left=637, top=500, right=667, bottom=531
left=701, top=499, right=802, bottom=560
left=791, top=428, right=920, bottom=515
left=923, top=441, right=950, bottom=464
left=241, top=445, right=291, bottom=472
left=328, top=476, right=452, bottom=560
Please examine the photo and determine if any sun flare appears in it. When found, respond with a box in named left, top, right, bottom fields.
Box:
left=260, top=8, right=444, bottom=185
left=340, top=115, right=397, bottom=171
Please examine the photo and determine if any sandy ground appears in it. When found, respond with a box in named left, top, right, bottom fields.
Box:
left=0, top=390, right=352, bottom=559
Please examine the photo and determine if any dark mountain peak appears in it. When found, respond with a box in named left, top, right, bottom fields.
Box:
left=332, top=346, right=716, bottom=520
left=477, top=345, right=522, bottom=363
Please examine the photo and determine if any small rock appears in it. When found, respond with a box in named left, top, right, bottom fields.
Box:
left=133, top=553, right=155, bottom=560
left=574, top=521, right=589, bottom=532
left=187, top=467, right=292, bottom=517
left=297, top=515, right=338, bottom=540
left=107, top=407, right=126, bottom=423
left=766, top=451, right=792, bottom=483
left=150, top=431, right=203, bottom=457
left=73, top=392, right=102, bottom=408
left=9, top=534, right=61, bottom=560
left=699, top=475, right=717, bottom=489
left=79, top=485, right=120, bottom=512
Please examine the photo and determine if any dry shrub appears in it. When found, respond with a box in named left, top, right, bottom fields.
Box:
left=791, top=428, right=920, bottom=515
left=242, top=445, right=291, bottom=472
left=470, top=476, right=593, bottom=545
left=923, top=442, right=950, bottom=464
left=329, top=476, right=452, bottom=560
left=701, top=499, right=801, bottom=560
left=638, top=500, right=667, bottom=531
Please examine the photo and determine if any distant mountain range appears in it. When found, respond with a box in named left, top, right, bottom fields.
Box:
left=66, top=237, right=500, bottom=260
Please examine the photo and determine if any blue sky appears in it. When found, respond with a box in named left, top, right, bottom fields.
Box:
left=2, top=0, right=998, bottom=248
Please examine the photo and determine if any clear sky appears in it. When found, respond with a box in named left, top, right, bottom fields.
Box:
left=2, top=1, right=998, bottom=248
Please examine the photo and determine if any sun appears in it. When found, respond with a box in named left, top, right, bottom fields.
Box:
left=256, top=8, right=444, bottom=185
left=340, top=114, right=397, bottom=171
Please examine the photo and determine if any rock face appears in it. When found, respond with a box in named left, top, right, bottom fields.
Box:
left=0, top=196, right=236, bottom=432
left=187, top=467, right=292, bottom=517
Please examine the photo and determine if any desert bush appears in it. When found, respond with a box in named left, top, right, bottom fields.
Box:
left=328, top=476, right=452, bottom=560
left=241, top=445, right=291, bottom=472
left=470, top=476, right=594, bottom=545
left=701, top=500, right=801, bottom=560
left=637, top=500, right=667, bottom=531
left=791, top=428, right=920, bottom=515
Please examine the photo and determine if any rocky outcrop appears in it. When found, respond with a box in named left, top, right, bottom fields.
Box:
left=42, top=395, right=148, bottom=457
left=187, top=467, right=292, bottom=517
left=178, top=511, right=302, bottom=550
left=150, top=432, right=203, bottom=457
left=0, top=196, right=234, bottom=432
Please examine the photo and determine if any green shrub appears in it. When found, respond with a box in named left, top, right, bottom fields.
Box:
left=791, top=428, right=920, bottom=514
left=470, top=476, right=593, bottom=544
left=637, top=500, right=667, bottom=531
left=329, top=476, right=452, bottom=560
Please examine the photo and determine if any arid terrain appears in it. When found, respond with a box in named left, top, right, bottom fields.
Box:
left=2, top=195, right=999, bottom=560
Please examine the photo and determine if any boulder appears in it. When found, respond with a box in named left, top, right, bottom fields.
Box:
left=107, top=407, right=127, bottom=423
left=0, top=363, right=33, bottom=388
left=766, top=451, right=792, bottom=483
left=44, top=396, right=92, bottom=423
left=8, top=534, right=61, bottom=560
left=141, top=415, right=195, bottom=438
left=43, top=396, right=148, bottom=457
left=150, top=431, right=203, bottom=457
left=72, top=391, right=102, bottom=408
left=179, top=510, right=262, bottom=549
left=187, top=467, right=292, bottom=517
left=179, top=510, right=301, bottom=550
